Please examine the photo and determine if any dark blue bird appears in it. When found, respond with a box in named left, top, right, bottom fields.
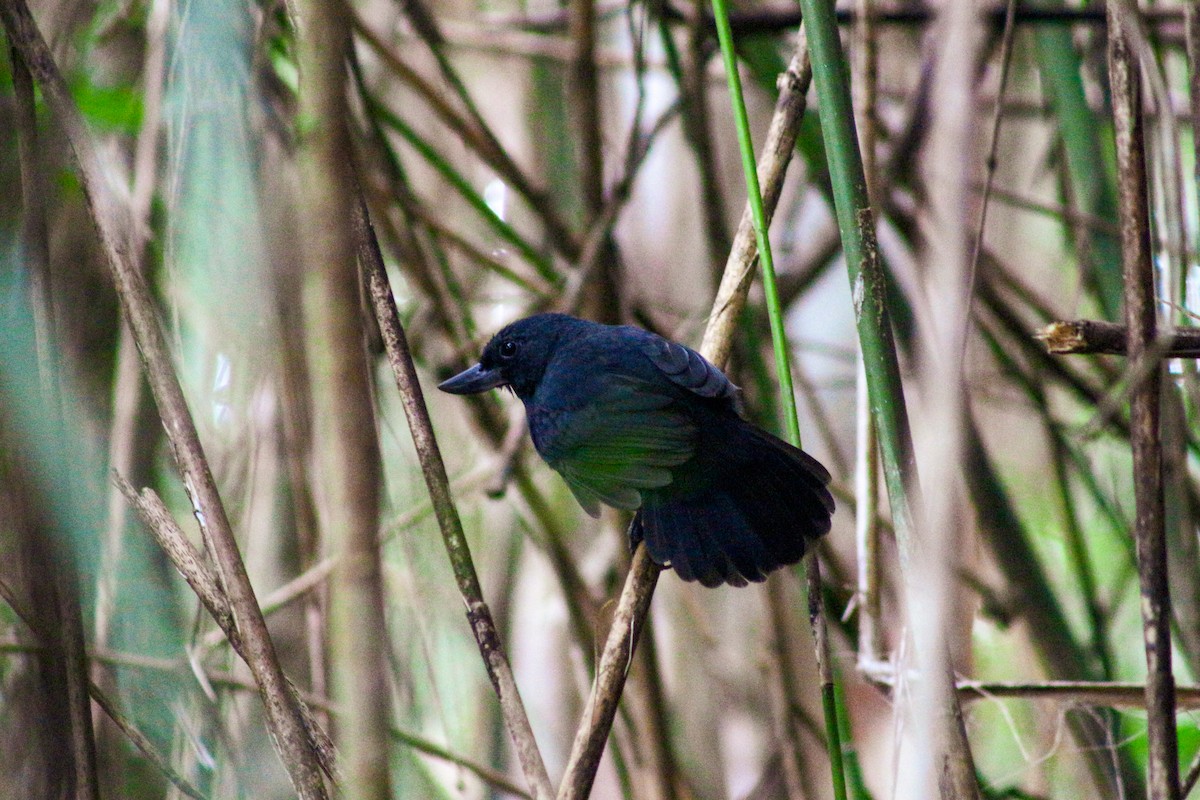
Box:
left=438, top=313, right=834, bottom=587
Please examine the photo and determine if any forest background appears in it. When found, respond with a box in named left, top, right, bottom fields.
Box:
left=1, top=0, right=1199, bottom=799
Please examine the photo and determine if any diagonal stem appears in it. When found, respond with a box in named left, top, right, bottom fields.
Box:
left=557, top=28, right=817, bottom=800
left=353, top=196, right=555, bottom=800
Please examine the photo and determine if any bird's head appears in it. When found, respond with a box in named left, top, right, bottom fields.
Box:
left=438, top=313, right=582, bottom=400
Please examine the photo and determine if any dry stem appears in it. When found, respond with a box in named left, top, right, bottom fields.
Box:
left=1106, top=2, right=1179, bottom=797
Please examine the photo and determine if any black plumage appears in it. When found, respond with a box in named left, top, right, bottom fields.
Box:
left=438, top=313, right=834, bottom=587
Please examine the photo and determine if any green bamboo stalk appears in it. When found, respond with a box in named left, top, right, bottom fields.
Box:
left=707, top=0, right=796, bottom=441
left=795, top=1, right=983, bottom=797
left=794, top=0, right=917, bottom=547
left=707, top=2, right=846, bottom=797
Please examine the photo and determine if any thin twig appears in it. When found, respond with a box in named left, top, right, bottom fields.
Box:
left=354, top=196, right=554, bottom=800
left=964, top=0, right=1019, bottom=354
left=957, top=680, right=1200, bottom=708
left=87, top=682, right=207, bottom=800
left=1038, top=319, right=1200, bottom=357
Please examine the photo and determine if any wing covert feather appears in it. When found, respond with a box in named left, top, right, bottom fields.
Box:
left=641, top=337, right=740, bottom=403
left=530, top=374, right=696, bottom=514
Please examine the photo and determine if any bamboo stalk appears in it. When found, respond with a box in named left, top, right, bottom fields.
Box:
left=296, top=0, right=394, bottom=794
left=851, top=0, right=884, bottom=673
left=797, top=0, right=983, bottom=797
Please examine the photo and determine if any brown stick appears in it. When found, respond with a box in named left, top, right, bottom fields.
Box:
left=1038, top=319, right=1200, bottom=357
left=1106, top=2, right=1179, bottom=799
left=296, top=0, right=394, bottom=794
left=354, top=198, right=554, bottom=800
left=113, top=477, right=340, bottom=778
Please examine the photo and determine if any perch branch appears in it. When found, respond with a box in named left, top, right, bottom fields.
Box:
left=559, top=30, right=814, bottom=800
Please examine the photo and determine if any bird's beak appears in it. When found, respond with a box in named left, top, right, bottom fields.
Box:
left=438, top=363, right=506, bottom=395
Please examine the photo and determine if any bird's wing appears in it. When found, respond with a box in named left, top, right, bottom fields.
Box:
left=640, top=336, right=741, bottom=405
left=531, top=375, right=696, bottom=517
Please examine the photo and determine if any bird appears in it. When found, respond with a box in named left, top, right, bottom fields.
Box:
left=438, top=313, right=834, bottom=588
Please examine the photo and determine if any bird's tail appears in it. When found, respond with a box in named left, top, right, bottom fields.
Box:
left=632, top=423, right=834, bottom=587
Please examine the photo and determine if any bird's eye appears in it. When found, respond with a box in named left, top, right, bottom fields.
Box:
left=499, top=340, right=519, bottom=359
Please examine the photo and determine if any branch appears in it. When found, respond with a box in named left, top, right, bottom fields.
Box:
left=558, top=31, right=814, bottom=800
left=1038, top=319, right=1200, bottom=357
left=353, top=198, right=554, bottom=800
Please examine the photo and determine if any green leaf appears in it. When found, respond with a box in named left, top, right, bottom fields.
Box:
left=72, top=79, right=142, bottom=133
